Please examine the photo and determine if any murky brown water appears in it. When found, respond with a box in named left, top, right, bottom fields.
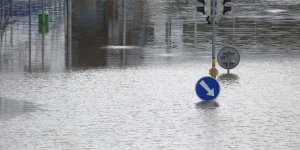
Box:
left=1, top=0, right=300, bottom=149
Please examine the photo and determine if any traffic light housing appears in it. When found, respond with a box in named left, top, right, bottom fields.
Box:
left=197, top=0, right=232, bottom=24
left=196, top=0, right=211, bottom=15
left=217, top=0, right=232, bottom=15
left=196, top=0, right=212, bottom=24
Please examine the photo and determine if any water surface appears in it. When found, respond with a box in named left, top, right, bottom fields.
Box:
left=0, top=0, right=300, bottom=149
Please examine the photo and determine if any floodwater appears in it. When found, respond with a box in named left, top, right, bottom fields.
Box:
left=1, top=0, right=300, bottom=149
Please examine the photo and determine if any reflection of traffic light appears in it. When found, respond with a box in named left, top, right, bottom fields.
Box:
left=197, top=0, right=211, bottom=15
left=217, top=0, right=232, bottom=15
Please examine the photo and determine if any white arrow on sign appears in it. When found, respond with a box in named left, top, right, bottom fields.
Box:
left=200, top=80, right=215, bottom=97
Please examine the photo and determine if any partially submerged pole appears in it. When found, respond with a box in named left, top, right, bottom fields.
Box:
left=211, top=0, right=218, bottom=78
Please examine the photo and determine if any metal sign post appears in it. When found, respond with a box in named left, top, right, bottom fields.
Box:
left=210, top=0, right=218, bottom=78
left=227, top=52, right=230, bottom=74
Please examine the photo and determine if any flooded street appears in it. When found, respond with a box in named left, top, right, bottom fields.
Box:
left=1, top=0, right=300, bottom=149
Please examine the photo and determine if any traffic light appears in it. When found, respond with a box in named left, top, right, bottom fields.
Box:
left=217, top=0, right=232, bottom=15
left=196, top=0, right=211, bottom=15
left=197, top=0, right=212, bottom=24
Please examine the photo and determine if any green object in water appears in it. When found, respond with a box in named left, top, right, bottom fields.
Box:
left=38, top=11, right=49, bottom=33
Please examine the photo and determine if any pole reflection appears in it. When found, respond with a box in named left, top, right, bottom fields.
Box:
left=28, top=0, right=31, bottom=72
left=70, top=0, right=149, bottom=68
left=70, top=0, right=108, bottom=68
left=65, top=0, right=72, bottom=70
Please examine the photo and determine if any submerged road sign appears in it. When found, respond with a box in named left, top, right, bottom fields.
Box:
left=195, top=76, right=220, bottom=101
left=217, top=47, right=240, bottom=70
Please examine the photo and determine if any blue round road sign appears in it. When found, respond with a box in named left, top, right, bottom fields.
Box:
left=195, top=76, right=220, bottom=101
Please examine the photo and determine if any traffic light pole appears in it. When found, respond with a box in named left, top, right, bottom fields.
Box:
left=197, top=0, right=233, bottom=78
left=211, top=0, right=217, bottom=78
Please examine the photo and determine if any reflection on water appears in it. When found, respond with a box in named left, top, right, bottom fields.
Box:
left=1, top=0, right=299, bottom=72
left=218, top=73, right=239, bottom=81
left=0, top=97, right=38, bottom=120
left=195, top=101, right=220, bottom=109
left=71, top=0, right=108, bottom=67
left=0, top=0, right=65, bottom=72
left=68, top=0, right=149, bottom=68
left=218, top=73, right=240, bottom=88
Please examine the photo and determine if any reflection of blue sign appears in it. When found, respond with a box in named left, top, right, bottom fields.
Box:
left=195, top=76, right=220, bottom=101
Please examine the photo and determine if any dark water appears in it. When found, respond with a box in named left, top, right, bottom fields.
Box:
left=1, top=0, right=300, bottom=149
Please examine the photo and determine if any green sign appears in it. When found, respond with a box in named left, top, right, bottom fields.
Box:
left=38, top=11, right=49, bottom=34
